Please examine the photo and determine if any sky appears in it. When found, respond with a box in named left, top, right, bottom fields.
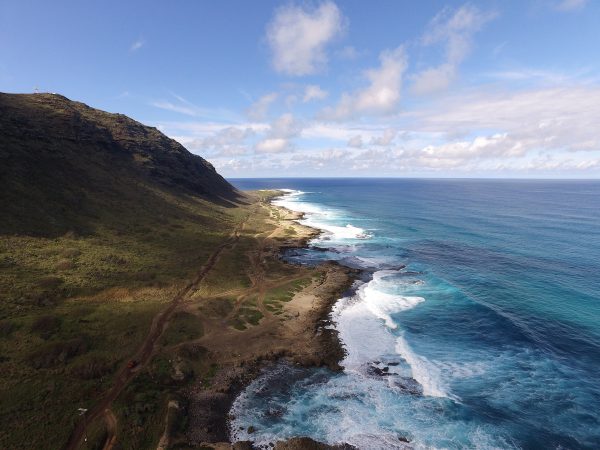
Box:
left=2, top=0, right=600, bottom=178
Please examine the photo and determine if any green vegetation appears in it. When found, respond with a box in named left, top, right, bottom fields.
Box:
left=229, top=296, right=265, bottom=330
left=197, top=238, right=253, bottom=294
left=0, top=94, right=319, bottom=449
left=0, top=93, right=242, bottom=449
left=264, top=277, right=314, bottom=315
left=161, top=311, right=204, bottom=346
left=197, top=296, right=236, bottom=319
left=115, top=367, right=171, bottom=449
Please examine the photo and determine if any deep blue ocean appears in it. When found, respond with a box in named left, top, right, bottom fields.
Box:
left=228, top=178, right=600, bottom=449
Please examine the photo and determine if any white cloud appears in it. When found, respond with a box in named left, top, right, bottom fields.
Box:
left=414, top=86, right=600, bottom=150
left=303, top=85, right=329, bottom=102
left=254, top=113, right=302, bottom=154
left=302, top=122, right=393, bottom=142
left=555, top=0, right=588, bottom=11
left=158, top=120, right=268, bottom=160
left=203, top=126, right=254, bottom=145
left=255, top=138, right=289, bottom=153
left=413, top=133, right=524, bottom=167
left=266, top=1, right=345, bottom=76
left=152, top=101, right=197, bottom=116
left=246, top=92, right=278, bottom=120
left=370, top=128, right=398, bottom=146
left=321, top=46, right=408, bottom=120
left=484, top=68, right=573, bottom=84
left=270, top=113, right=302, bottom=138
left=186, top=126, right=255, bottom=156
left=412, top=5, right=495, bottom=95
left=130, top=38, right=145, bottom=52
left=347, top=135, right=364, bottom=148
left=411, top=64, right=456, bottom=95
left=277, top=84, right=600, bottom=175
left=392, top=85, right=600, bottom=172
left=285, top=94, right=299, bottom=108
left=151, top=93, right=239, bottom=121
left=160, top=121, right=268, bottom=136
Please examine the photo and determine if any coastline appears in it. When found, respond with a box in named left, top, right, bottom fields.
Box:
left=184, top=191, right=359, bottom=449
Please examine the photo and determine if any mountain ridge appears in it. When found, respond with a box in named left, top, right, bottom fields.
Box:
left=0, top=92, right=241, bottom=236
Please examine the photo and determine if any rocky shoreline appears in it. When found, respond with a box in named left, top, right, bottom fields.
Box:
left=183, top=195, right=360, bottom=449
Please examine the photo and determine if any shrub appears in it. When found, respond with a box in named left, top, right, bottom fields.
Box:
left=136, top=271, right=157, bottom=282
left=0, top=320, right=18, bottom=338
left=61, top=248, right=80, bottom=258
left=55, top=259, right=74, bottom=270
left=101, top=254, right=127, bottom=265
left=70, top=356, right=115, bottom=379
left=0, top=256, right=17, bottom=268
left=36, top=276, right=63, bottom=290
left=28, top=336, right=88, bottom=369
left=177, top=343, right=208, bottom=361
left=31, top=315, right=62, bottom=339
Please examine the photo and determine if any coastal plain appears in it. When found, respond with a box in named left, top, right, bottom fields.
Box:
left=0, top=190, right=355, bottom=450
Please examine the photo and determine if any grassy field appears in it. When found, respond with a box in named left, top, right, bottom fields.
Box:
left=0, top=189, right=320, bottom=449
left=0, top=179, right=238, bottom=445
left=0, top=94, right=322, bottom=449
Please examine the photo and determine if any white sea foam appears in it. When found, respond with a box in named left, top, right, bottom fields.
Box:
left=333, top=292, right=398, bottom=371
left=394, top=335, right=455, bottom=399
left=273, top=190, right=372, bottom=241
left=276, top=192, right=457, bottom=401
left=332, top=270, right=457, bottom=401
left=228, top=188, right=542, bottom=448
left=357, top=270, right=425, bottom=329
left=306, top=220, right=371, bottom=240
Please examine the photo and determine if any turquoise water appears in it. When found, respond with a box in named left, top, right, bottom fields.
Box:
left=228, top=179, right=600, bottom=449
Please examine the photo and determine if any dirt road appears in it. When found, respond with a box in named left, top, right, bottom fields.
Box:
left=63, top=219, right=246, bottom=450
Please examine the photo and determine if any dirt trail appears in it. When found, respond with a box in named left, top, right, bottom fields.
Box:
left=224, top=207, right=298, bottom=324
left=172, top=202, right=356, bottom=447
left=63, top=219, right=247, bottom=450
left=101, top=409, right=117, bottom=450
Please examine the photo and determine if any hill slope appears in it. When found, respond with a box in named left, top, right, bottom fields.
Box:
left=0, top=93, right=248, bottom=449
left=0, top=92, right=241, bottom=236
left=0, top=93, right=354, bottom=450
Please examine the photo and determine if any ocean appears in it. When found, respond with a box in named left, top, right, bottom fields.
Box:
left=227, top=178, right=600, bottom=449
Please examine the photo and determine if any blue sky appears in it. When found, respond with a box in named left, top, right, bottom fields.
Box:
left=2, top=0, right=600, bottom=177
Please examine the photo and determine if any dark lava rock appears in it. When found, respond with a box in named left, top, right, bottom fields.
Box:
left=366, top=363, right=391, bottom=377
left=389, top=377, right=423, bottom=396
left=274, top=437, right=357, bottom=450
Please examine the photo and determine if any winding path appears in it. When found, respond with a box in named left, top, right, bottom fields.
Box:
left=63, top=218, right=247, bottom=450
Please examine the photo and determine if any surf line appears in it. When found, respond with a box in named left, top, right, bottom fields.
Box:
left=275, top=189, right=457, bottom=401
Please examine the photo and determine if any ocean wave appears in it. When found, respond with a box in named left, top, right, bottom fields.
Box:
left=334, top=270, right=459, bottom=401
left=358, top=283, right=424, bottom=329
left=275, top=192, right=455, bottom=409
left=333, top=292, right=399, bottom=371
left=307, top=220, right=372, bottom=240
left=274, top=189, right=372, bottom=241
left=395, top=335, right=455, bottom=400
left=357, top=270, right=425, bottom=329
